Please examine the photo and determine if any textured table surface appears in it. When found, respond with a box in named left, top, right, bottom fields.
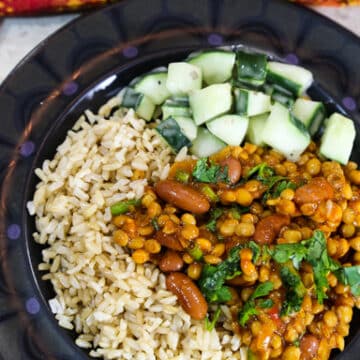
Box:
left=0, top=6, right=359, bottom=83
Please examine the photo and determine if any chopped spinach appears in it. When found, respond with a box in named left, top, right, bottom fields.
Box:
left=205, top=307, right=222, bottom=331
left=258, top=298, right=274, bottom=309
left=198, top=246, right=242, bottom=303
left=192, top=158, right=230, bottom=184
left=238, top=281, right=274, bottom=326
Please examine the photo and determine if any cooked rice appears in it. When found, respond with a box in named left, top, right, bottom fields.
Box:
left=27, top=100, right=243, bottom=359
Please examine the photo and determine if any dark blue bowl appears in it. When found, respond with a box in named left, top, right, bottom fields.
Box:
left=0, top=0, right=360, bottom=358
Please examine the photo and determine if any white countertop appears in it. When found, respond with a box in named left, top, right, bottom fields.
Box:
left=0, top=6, right=359, bottom=84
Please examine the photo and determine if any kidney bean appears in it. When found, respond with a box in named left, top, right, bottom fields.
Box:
left=294, top=177, right=334, bottom=205
left=220, top=157, right=242, bottom=184
left=166, top=272, right=208, bottom=320
left=159, top=250, right=184, bottom=272
left=155, top=180, right=210, bottom=214
left=253, top=214, right=290, bottom=244
left=300, top=334, right=320, bottom=360
left=155, top=231, right=183, bottom=251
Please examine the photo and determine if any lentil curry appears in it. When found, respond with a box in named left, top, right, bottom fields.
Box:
left=111, top=142, right=360, bottom=360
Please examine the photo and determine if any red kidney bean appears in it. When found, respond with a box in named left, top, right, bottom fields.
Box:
left=159, top=250, right=184, bottom=272
left=166, top=272, right=208, bottom=320
left=300, top=334, right=320, bottom=360
left=221, top=157, right=242, bottom=184
left=294, top=177, right=334, bottom=205
left=155, top=231, right=183, bottom=251
left=253, top=214, right=290, bottom=244
left=155, top=180, right=210, bottom=214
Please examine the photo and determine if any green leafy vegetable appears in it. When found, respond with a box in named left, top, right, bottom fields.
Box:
left=245, top=163, right=297, bottom=202
left=205, top=307, right=222, bottom=331
left=206, top=208, right=224, bottom=232
left=258, top=298, right=274, bottom=309
left=175, top=170, right=190, bottom=183
left=151, top=218, right=160, bottom=231
left=271, top=243, right=308, bottom=270
left=304, top=230, right=340, bottom=304
left=248, top=241, right=261, bottom=264
left=280, top=262, right=306, bottom=316
left=198, top=246, right=242, bottom=303
left=192, top=158, right=229, bottom=184
left=110, top=199, right=141, bottom=216
left=201, top=185, right=219, bottom=202
left=238, top=281, right=274, bottom=326
left=334, top=266, right=360, bottom=297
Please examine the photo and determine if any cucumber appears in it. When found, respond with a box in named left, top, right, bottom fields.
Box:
left=234, top=88, right=271, bottom=117
left=235, top=50, right=267, bottom=86
left=191, top=127, right=226, bottom=158
left=187, top=49, right=236, bottom=85
left=246, top=113, right=269, bottom=146
left=156, top=117, right=191, bottom=153
left=264, top=84, right=295, bottom=108
left=162, top=97, right=191, bottom=119
left=133, top=71, right=170, bottom=105
left=121, top=87, right=156, bottom=121
left=319, top=113, right=355, bottom=165
left=262, top=102, right=310, bottom=161
left=267, top=61, right=313, bottom=96
left=206, top=114, right=249, bottom=146
left=189, top=83, right=232, bottom=125
left=166, top=62, right=202, bottom=96
left=173, top=117, right=198, bottom=141
left=292, top=98, right=326, bottom=136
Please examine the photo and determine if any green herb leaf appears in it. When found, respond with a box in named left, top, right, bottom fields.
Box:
left=206, top=208, right=224, bottom=232
left=271, top=243, right=307, bottom=270
left=110, top=199, right=141, bottom=216
left=188, top=244, right=203, bottom=261
left=334, top=266, right=360, bottom=297
left=258, top=298, right=274, bottom=309
left=248, top=241, right=261, bottom=264
left=251, top=281, right=274, bottom=299
left=198, top=246, right=242, bottom=303
left=271, top=180, right=297, bottom=199
left=280, top=262, right=306, bottom=316
left=205, top=307, right=222, bottom=331
left=238, top=281, right=274, bottom=326
left=192, top=158, right=230, bottom=184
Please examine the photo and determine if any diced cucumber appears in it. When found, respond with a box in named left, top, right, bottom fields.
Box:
left=246, top=113, right=269, bottom=146
left=292, top=98, right=326, bottom=136
left=156, top=117, right=191, bottom=153
left=264, top=83, right=295, bottom=108
left=262, top=102, right=310, bottom=161
left=121, top=87, right=155, bottom=121
left=206, top=114, right=249, bottom=146
left=189, top=83, right=232, bottom=125
left=173, top=117, right=198, bottom=141
left=234, top=88, right=271, bottom=117
left=187, top=50, right=235, bottom=85
left=166, top=62, right=202, bottom=96
left=133, top=71, right=170, bottom=105
left=191, top=127, right=226, bottom=158
left=235, top=50, right=267, bottom=86
left=162, top=97, right=191, bottom=119
left=267, top=61, right=313, bottom=96
left=319, top=113, right=355, bottom=165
